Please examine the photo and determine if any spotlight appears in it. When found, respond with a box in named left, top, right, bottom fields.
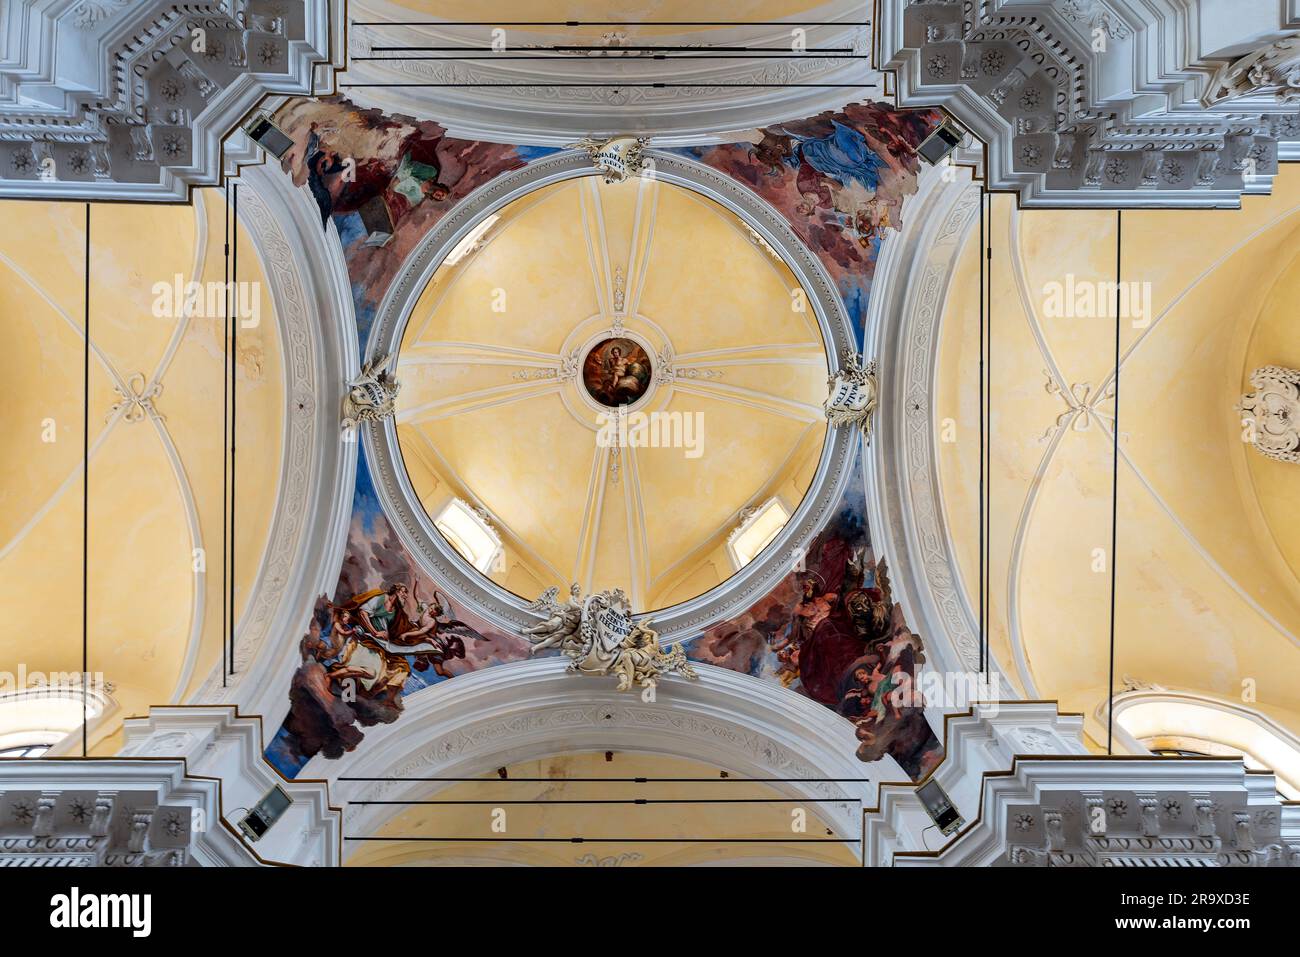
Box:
left=243, top=110, right=293, bottom=159
left=915, top=120, right=967, bottom=166
left=237, top=785, right=292, bottom=842
left=916, top=777, right=964, bottom=836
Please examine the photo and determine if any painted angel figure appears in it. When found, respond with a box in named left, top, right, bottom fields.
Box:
left=522, top=583, right=584, bottom=654
left=342, top=353, right=401, bottom=431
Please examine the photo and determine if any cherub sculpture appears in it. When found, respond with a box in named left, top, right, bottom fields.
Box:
left=522, top=583, right=584, bottom=654
left=567, top=135, right=650, bottom=184
left=523, top=585, right=696, bottom=692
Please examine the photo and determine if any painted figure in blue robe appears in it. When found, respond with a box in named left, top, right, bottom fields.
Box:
left=797, top=120, right=884, bottom=192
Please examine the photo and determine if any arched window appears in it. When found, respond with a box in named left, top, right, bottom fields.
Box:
left=0, top=743, right=56, bottom=758
left=0, top=683, right=116, bottom=758
left=1110, top=689, right=1300, bottom=799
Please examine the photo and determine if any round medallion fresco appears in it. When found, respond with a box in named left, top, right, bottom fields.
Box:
left=581, top=337, right=653, bottom=407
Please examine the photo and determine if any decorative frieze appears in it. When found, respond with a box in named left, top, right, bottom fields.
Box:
left=861, top=703, right=1300, bottom=867
left=0, top=776, right=202, bottom=867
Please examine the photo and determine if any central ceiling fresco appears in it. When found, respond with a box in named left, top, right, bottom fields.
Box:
left=394, top=176, right=827, bottom=611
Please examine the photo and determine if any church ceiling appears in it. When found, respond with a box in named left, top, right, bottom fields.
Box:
left=3, top=0, right=1300, bottom=877
left=935, top=166, right=1300, bottom=749
left=394, top=175, right=826, bottom=610
left=263, top=94, right=943, bottom=782
left=0, top=189, right=284, bottom=745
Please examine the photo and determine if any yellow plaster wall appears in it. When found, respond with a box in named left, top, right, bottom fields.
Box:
left=0, top=189, right=285, bottom=750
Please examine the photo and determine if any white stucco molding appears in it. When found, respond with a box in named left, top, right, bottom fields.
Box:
left=0, top=756, right=258, bottom=866
left=878, top=0, right=1300, bottom=208
left=120, top=705, right=341, bottom=866
left=866, top=161, right=992, bottom=682
left=363, top=148, right=857, bottom=642
left=861, top=701, right=1300, bottom=866
left=189, top=154, right=357, bottom=738
left=862, top=700, right=1086, bottom=865
left=341, top=0, right=879, bottom=146
left=0, top=0, right=344, bottom=200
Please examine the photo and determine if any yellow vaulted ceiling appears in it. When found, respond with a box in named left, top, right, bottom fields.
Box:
left=396, top=176, right=827, bottom=612
left=936, top=167, right=1300, bottom=747
left=0, top=190, right=283, bottom=751
left=345, top=751, right=858, bottom=867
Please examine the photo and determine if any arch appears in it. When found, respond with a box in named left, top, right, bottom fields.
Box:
left=1109, top=688, right=1300, bottom=799
left=302, top=658, right=879, bottom=851
left=863, top=161, right=990, bottom=681
left=188, top=155, right=358, bottom=734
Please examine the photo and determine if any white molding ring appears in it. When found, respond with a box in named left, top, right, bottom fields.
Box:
left=189, top=158, right=357, bottom=734
left=362, top=148, right=857, bottom=642
left=304, top=658, right=880, bottom=853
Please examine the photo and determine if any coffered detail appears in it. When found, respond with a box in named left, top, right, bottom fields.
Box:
left=0, top=0, right=342, bottom=200
left=879, top=0, right=1300, bottom=207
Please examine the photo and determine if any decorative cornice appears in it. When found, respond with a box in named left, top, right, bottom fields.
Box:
left=879, top=0, right=1300, bottom=207
left=862, top=701, right=1300, bottom=867
left=0, top=0, right=342, bottom=200
left=121, top=705, right=341, bottom=866
left=0, top=756, right=256, bottom=866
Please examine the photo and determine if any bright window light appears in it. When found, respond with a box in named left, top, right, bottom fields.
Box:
left=727, top=498, right=790, bottom=569
left=0, top=744, right=53, bottom=758
left=1116, top=695, right=1300, bottom=800
left=435, top=499, right=504, bottom=574
left=443, top=214, right=499, bottom=266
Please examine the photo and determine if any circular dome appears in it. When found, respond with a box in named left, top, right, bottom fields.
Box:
left=390, top=172, right=830, bottom=613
